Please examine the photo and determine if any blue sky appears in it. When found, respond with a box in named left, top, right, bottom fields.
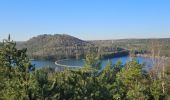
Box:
left=0, top=0, right=170, bottom=41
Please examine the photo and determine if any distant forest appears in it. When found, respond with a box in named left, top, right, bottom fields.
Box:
left=13, top=34, right=170, bottom=60
left=92, top=38, right=170, bottom=57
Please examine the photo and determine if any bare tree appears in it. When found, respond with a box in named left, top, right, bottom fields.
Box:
left=148, top=40, right=169, bottom=94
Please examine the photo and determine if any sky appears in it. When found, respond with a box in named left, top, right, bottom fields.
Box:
left=0, top=0, right=170, bottom=41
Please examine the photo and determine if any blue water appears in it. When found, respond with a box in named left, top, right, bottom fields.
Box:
left=32, top=56, right=153, bottom=70
left=31, top=60, right=57, bottom=69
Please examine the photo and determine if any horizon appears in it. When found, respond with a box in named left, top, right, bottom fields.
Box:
left=1, top=33, right=170, bottom=42
left=0, top=0, right=170, bottom=41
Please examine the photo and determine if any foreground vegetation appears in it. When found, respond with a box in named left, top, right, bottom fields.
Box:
left=0, top=37, right=170, bottom=100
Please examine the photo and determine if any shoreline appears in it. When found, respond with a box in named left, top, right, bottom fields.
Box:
left=55, top=59, right=83, bottom=68
left=136, top=54, right=170, bottom=61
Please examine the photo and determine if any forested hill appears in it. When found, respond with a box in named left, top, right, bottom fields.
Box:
left=16, top=34, right=170, bottom=60
left=17, top=34, right=94, bottom=60
left=16, top=34, right=130, bottom=60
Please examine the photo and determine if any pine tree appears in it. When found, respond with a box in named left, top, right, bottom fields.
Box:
left=115, top=60, right=148, bottom=99
left=0, top=35, right=35, bottom=99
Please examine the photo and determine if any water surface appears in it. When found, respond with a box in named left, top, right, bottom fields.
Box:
left=32, top=56, right=153, bottom=70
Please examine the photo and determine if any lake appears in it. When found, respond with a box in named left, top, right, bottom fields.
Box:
left=32, top=56, right=153, bottom=70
